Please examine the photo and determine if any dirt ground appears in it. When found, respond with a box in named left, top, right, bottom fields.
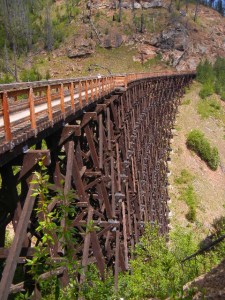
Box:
left=169, top=81, right=225, bottom=237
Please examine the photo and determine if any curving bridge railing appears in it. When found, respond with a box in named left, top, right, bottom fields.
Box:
left=0, top=71, right=194, bottom=157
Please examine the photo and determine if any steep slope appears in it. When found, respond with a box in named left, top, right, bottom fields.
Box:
left=1, top=1, right=224, bottom=81
left=169, top=82, right=225, bottom=235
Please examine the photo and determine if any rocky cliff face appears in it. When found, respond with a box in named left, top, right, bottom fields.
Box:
left=83, top=1, right=225, bottom=71
left=91, top=0, right=165, bottom=9
left=46, top=1, right=225, bottom=77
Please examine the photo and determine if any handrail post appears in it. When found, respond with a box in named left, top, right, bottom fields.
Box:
left=2, top=92, right=12, bottom=142
left=90, top=79, right=94, bottom=101
left=96, top=79, right=99, bottom=98
left=79, top=81, right=83, bottom=108
left=102, top=77, right=105, bottom=95
left=28, top=88, right=37, bottom=132
left=47, top=85, right=53, bottom=124
left=85, top=80, right=89, bottom=104
left=60, top=83, right=65, bottom=117
left=70, top=82, right=75, bottom=111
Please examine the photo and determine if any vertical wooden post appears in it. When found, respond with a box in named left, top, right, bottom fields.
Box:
left=94, top=79, right=97, bottom=98
left=60, top=83, right=65, bottom=116
left=70, top=82, right=75, bottom=111
left=122, top=201, right=129, bottom=270
left=105, top=77, right=108, bottom=93
left=85, top=80, right=89, bottom=104
left=28, top=88, right=36, bottom=131
left=113, top=76, right=116, bottom=89
left=47, top=85, right=53, bottom=123
left=79, top=81, right=83, bottom=108
left=110, top=77, right=113, bottom=91
left=99, top=114, right=103, bottom=169
left=124, top=75, right=128, bottom=89
left=114, top=230, right=120, bottom=290
left=2, top=92, right=12, bottom=142
left=96, top=79, right=99, bottom=98
left=90, top=79, right=94, bottom=101
left=102, top=77, right=104, bottom=95
left=107, top=77, right=110, bottom=93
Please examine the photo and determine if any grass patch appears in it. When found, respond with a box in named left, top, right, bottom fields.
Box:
left=181, top=185, right=197, bottom=222
left=182, top=98, right=191, bottom=105
left=186, top=129, right=219, bottom=171
left=174, top=169, right=197, bottom=222
left=175, top=169, right=194, bottom=185
left=197, top=98, right=225, bottom=124
left=79, top=45, right=168, bottom=77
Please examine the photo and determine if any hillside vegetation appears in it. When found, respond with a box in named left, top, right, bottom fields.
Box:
left=0, top=0, right=225, bottom=82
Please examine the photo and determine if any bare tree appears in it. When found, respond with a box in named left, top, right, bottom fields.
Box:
left=118, top=0, right=122, bottom=22
left=185, top=0, right=189, bottom=12
left=44, top=0, right=53, bottom=51
left=168, top=0, right=173, bottom=12
left=140, top=7, right=145, bottom=33
left=194, top=0, right=200, bottom=21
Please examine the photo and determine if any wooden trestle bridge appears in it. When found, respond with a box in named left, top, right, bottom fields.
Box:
left=0, top=71, right=195, bottom=299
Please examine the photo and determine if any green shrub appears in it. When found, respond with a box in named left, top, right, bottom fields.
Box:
left=208, top=147, right=219, bottom=171
left=0, top=73, right=14, bottom=83
left=186, top=130, right=219, bottom=170
left=196, top=59, right=214, bottom=85
left=199, top=82, right=214, bottom=99
left=181, top=185, right=197, bottom=222
left=220, top=90, right=225, bottom=101
left=20, top=67, right=42, bottom=82
left=45, top=69, right=51, bottom=80
left=197, top=98, right=221, bottom=120
left=197, top=57, right=225, bottom=101
left=117, top=225, right=216, bottom=299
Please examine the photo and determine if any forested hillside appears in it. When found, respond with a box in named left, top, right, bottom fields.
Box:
left=0, top=0, right=225, bottom=82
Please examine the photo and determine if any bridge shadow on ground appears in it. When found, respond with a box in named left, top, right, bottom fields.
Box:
left=184, top=259, right=225, bottom=299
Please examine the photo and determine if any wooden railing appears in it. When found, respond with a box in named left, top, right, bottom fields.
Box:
left=0, top=71, right=195, bottom=152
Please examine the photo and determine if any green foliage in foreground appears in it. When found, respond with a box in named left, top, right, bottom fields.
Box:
left=17, top=220, right=225, bottom=300
left=186, top=130, right=219, bottom=170
left=15, top=164, right=225, bottom=300
left=49, top=225, right=225, bottom=300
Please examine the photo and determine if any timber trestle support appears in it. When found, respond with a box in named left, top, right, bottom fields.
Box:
left=0, top=72, right=195, bottom=299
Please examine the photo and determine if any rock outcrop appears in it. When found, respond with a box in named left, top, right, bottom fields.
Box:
left=133, top=44, right=158, bottom=62
left=101, top=32, right=123, bottom=48
left=67, top=37, right=95, bottom=58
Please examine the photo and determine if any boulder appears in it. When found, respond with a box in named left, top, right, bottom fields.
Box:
left=162, top=50, right=184, bottom=68
left=147, top=23, right=188, bottom=51
left=67, top=38, right=95, bottom=58
left=101, top=33, right=123, bottom=48
left=141, top=0, right=164, bottom=9
left=134, top=2, right=142, bottom=9
left=133, top=45, right=157, bottom=62
left=121, top=2, right=132, bottom=9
